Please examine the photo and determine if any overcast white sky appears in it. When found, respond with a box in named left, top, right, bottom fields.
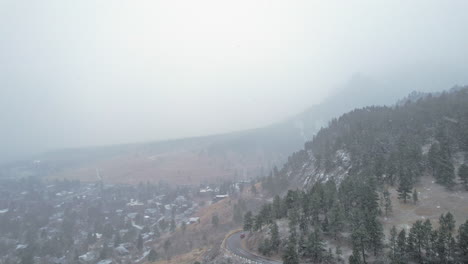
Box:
left=1, top=0, right=468, bottom=161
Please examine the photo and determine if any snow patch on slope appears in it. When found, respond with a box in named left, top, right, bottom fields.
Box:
left=298, top=149, right=352, bottom=188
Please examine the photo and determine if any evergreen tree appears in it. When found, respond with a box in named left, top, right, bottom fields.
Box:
left=412, top=189, right=418, bottom=204
left=349, top=249, right=362, bottom=264
left=272, top=195, right=282, bottom=219
left=439, top=212, right=456, bottom=234
left=253, top=214, right=263, bottom=231
left=447, top=233, right=457, bottom=263
left=114, top=231, right=121, bottom=247
left=243, top=211, right=253, bottom=232
left=383, top=188, right=392, bottom=216
left=283, top=237, right=299, bottom=264
left=163, top=239, right=171, bottom=260
left=389, top=226, right=397, bottom=262
left=148, top=248, right=158, bottom=262
left=322, top=215, right=329, bottom=233
left=211, top=214, right=219, bottom=228
left=335, top=245, right=343, bottom=263
left=99, top=243, right=108, bottom=260
left=435, top=230, right=448, bottom=263
left=153, top=225, right=160, bottom=238
left=459, top=164, right=468, bottom=190
left=422, top=219, right=433, bottom=259
left=270, top=222, right=280, bottom=252
left=395, top=229, right=407, bottom=264
left=181, top=221, right=187, bottom=234
left=435, top=142, right=455, bottom=188
left=409, top=220, right=427, bottom=262
left=329, top=203, right=344, bottom=240
left=428, top=143, right=440, bottom=176
left=19, top=245, right=35, bottom=264
left=458, top=220, right=468, bottom=262
left=258, top=238, right=272, bottom=256
left=445, top=212, right=456, bottom=233
left=137, top=233, right=143, bottom=251
left=351, top=225, right=369, bottom=264
left=364, top=212, right=384, bottom=256
left=406, top=229, right=416, bottom=259
left=306, top=229, right=326, bottom=262
left=397, top=174, right=412, bottom=203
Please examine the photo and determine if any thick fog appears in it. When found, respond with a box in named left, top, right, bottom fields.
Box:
left=1, top=0, right=468, bottom=162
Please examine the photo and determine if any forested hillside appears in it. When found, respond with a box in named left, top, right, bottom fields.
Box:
left=248, top=87, right=468, bottom=263
left=262, top=86, right=468, bottom=193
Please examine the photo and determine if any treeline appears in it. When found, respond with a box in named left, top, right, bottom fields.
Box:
left=245, top=176, right=468, bottom=263
left=387, top=212, right=468, bottom=264
left=245, top=176, right=382, bottom=263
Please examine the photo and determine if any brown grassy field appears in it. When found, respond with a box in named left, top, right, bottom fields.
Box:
left=383, top=175, right=468, bottom=233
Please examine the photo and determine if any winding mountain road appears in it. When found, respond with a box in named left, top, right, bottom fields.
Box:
left=225, top=231, right=282, bottom=264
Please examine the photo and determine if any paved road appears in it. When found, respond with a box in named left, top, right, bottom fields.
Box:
left=225, top=231, right=282, bottom=264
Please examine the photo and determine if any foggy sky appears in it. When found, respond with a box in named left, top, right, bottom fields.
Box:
left=1, top=0, right=468, bottom=162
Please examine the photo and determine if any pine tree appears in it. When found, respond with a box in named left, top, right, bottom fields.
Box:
left=329, top=203, right=344, bottom=240
left=322, top=215, right=329, bottom=233
left=306, top=229, right=326, bottom=262
left=258, top=238, right=272, bottom=256
left=409, top=220, right=427, bottom=262
left=114, top=231, right=121, bottom=247
left=163, top=240, right=171, bottom=260
left=181, top=221, right=186, bottom=234
left=153, top=225, right=160, bottom=238
left=211, top=214, right=219, bottom=228
left=324, top=248, right=334, bottom=264
left=447, top=233, right=456, bottom=263
left=428, top=143, right=440, bottom=176
left=435, top=230, right=448, bottom=263
left=351, top=225, right=369, bottom=264
left=137, top=233, right=143, bottom=251
left=389, top=226, right=397, bottom=262
left=362, top=211, right=384, bottom=256
left=458, top=220, right=468, bottom=262
left=243, top=211, right=253, bottom=232
left=412, top=189, right=418, bottom=204
left=253, top=214, right=263, bottom=231
left=439, top=212, right=456, bottom=234
left=99, top=243, right=108, bottom=260
left=383, top=189, right=392, bottom=216
left=282, top=237, right=299, bottom=264
left=445, top=212, right=455, bottom=233
left=349, top=249, right=362, bottom=264
left=270, top=222, right=280, bottom=252
left=335, top=245, right=343, bottom=263
left=395, top=229, right=407, bottom=263
left=272, top=195, right=282, bottom=219
left=397, top=174, right=412, bottom=203
left=436, top=143, right=455, bottom=188
left=148, top=248, right=158, bottom=262
left=459, top=164, right=468, bottom=190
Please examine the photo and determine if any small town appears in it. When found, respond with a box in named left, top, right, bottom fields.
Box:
left=0, top=176, right=241, bottom=264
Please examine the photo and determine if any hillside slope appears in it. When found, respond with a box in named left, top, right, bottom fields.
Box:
left=245, top=86, right=468, bottom=264
left=264, top=86, right=468, bottom=192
